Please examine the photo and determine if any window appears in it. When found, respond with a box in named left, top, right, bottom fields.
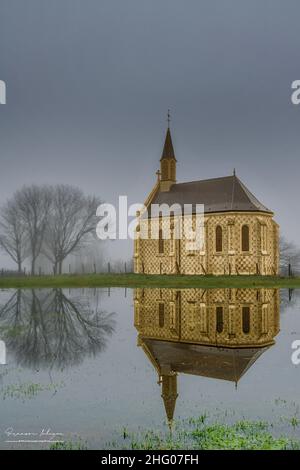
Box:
left=158, top=303, right=165, bottom=328
left=216, top=306, right=224, bottom=333
left=158, top=229, right=164, bottom=254
left=242, top=306, right=250, bottom=334
left=241, top=225, right=250, bottom=252
left=216, top=226, right=223, bottom=252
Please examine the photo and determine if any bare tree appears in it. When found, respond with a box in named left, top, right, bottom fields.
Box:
left=15, top=185, right=52, bottom=275
left=70, top=239, right=106, bottom=274
left=0, top=197, right=28, bottom=273
left=43, top=185, right=100, bottom=274
left=280, top=236, right=300, bottom=275
left=0, top=184, right=101, bottom=275
left=108, top=257, right=134, bottom=273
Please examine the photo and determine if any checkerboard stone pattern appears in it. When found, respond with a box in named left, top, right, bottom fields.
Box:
left=134, top=288, right=280, bottom=348
left=134, top=212, right=279, bottom=276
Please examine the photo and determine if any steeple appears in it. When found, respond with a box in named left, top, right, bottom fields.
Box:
left=160, top=127, right=176, bottom=161
left=161, top=373, right=178, bottom=429
left=159, top=112, right=177, bottom=192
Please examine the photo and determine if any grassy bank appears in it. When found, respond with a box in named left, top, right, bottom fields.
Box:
left=50, top=417, right=300, bottom=450
left=0, top=273, right=300, bottom=289
left=119, top=419, right=300, bottom=450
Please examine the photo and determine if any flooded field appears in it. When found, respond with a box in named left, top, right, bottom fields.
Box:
left=0, top=287, right=299, bottom=449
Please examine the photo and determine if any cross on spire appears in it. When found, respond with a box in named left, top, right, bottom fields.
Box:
left=167, top=109, right=171, bottom=128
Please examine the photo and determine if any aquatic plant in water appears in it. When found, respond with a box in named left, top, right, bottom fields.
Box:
left=1, top=381, right=64, bottom=401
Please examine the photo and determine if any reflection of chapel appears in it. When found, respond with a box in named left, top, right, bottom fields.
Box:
left=134, top=288, right=280, bottom=426
left=134, top=125, right=279, bottom=275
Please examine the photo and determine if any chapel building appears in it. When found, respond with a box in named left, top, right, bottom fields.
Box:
left=134, top=126, right=279, bottom=275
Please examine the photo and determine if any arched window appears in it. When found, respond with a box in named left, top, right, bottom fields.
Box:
left=242, top=306, right=250, bottom=334
left=158, top=303, right=165, bottom=328
left=241, top=225, right=250, bottom=252
left=158, top=229, right=164, bottom=254
left=216, top=226, right=223, bottom=252
left=216, top=306, right=224, bottom=333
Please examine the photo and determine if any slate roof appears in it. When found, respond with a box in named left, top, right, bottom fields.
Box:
left=150, top=174, right=272, bottom=215
left=143, top=339, right=270, bottom=383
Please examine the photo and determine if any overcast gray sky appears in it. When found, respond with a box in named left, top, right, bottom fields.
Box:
left=0, top=0, right=300, bottom=266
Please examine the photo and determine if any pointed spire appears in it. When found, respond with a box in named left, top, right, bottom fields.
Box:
left=161, top=374, right=178, bottom=429
left=159, top=113, right=177, bottom=190
left=161, top=127, right=176, bottom=161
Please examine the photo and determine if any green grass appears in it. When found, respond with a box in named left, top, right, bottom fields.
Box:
left=48, top=419, right=300, bottom=450
left=49, top=440, right=88, bottom=450
left=0, top=273, right=300, bottom=289
left=46, top=414, right=300, bottom=450
left=117, top=419, right=300, bottom=450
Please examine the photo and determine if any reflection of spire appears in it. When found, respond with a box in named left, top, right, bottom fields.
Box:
left=160, top=374, right=178, bottom=429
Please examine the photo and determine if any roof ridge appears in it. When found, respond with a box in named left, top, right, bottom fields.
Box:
left=173, top=175, right=234, bottom=186
left=150, top=174, right=273, bottom=214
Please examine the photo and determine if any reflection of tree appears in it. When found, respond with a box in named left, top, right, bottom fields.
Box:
left=280, top=288, right=300, bottom=312
left=0, top=289, right=115, bottom=370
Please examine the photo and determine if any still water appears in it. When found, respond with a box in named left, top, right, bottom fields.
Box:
left=0, top=287, right=299, bottom=449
